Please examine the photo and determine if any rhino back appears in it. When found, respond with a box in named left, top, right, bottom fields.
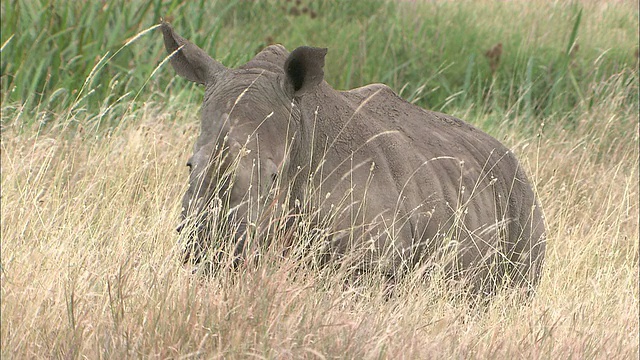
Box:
left=300, top=83, right=544, bottom=285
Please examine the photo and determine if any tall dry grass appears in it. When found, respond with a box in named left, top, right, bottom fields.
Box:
left=2, top=69, right=637, bottom=357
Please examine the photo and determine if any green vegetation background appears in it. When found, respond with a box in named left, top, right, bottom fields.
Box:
left=1, top=0, right=638, bottom=127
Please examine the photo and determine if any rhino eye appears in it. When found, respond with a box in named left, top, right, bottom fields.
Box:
left=186, top=161, right=193, bottom=171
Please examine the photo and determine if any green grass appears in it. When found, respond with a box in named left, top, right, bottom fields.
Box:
left=1, top=0, right=638, bottom=125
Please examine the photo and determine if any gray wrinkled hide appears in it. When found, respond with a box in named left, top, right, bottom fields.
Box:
left=162, top=22, right=546, bottom=295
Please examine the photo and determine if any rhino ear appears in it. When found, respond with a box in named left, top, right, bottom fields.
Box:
left=160, top=22, right=226, bottom=85
left=284, top=46, right=327, bottom=97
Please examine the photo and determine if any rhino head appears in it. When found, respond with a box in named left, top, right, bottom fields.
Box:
left=161, top=23, right=327, bottom=266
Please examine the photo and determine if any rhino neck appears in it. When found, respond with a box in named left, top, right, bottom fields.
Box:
left=287, top=82, right=358, bottom=210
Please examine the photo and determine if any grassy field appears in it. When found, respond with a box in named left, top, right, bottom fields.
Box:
left=1, top=0, right=638, bottom=358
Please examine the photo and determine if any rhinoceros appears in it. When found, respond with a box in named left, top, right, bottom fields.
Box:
left=162, top=22, right=546, bottom=295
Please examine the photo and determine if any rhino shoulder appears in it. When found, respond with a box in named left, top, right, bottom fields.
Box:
left=344, top=83, right=395, bottom=101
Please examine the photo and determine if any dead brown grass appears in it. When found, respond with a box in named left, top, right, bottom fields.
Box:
left=1, top=83, right=638, bottom=358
